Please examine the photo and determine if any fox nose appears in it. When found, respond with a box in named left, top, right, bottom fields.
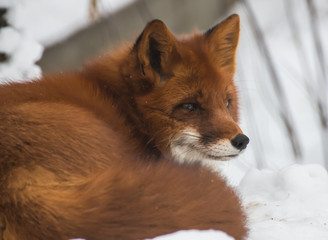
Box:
left=231, top=134, right=249, bottom=150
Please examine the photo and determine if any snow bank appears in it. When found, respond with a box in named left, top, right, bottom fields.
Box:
left=148, top=229, right=234, bottom=240
left=70, top=230, right=235, bottom=240
left=4, top=0, right=135, bottom=47
left=240, top=164, right=328, bottom=240
left=0, top=1, right=43, bottom=82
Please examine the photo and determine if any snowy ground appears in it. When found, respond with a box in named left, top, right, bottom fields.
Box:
left=241, top=164, right=328, bottom=239
left=1, top=0, right=328, bottom=240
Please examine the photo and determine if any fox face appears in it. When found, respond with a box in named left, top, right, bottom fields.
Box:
left=122, top=15, right=249, bottom=163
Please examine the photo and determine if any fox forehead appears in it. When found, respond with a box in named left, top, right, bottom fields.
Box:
left=159, top=44, right=237, bottom=104
left=173, top=36, right=235, bottom=88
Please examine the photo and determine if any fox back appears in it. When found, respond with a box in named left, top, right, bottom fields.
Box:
left=0, top=15, right=248, bottom=240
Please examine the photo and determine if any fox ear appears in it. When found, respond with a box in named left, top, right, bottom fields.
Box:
left=133, top=19, right=178, bottom=82
left=205, top=14, right=240, bottom=75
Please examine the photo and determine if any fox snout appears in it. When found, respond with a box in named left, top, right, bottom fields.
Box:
left=231, top=134, right=250, bottom=151
left=170, top=129, right=250, bottom=164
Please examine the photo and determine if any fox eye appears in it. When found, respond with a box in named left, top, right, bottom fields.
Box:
left=179, top=103, right=201, bottom=112
left=226, top=99, right=232, bottom=108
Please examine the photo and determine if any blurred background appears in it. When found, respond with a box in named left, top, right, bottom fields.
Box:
left=0, top=0, right=327, bottom=184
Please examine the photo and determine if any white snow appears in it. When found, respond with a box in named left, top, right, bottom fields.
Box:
left=1, top=0, right=328, bottom=240
left=72, top=230, right=234, bottom=240
left=0, top=1, right=43, bottom=82
left=4, top=0, right=135, bottom=47
left=240, top=164, right=328, bottom=240
left=0, top=0, right=134, bottom=82
left=5, top=0, right=90, bottom=47
left=148, top=229, right=234, bottom=240
left=0, top=34, right=43, bottom=81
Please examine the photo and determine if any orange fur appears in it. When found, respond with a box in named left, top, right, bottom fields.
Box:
left=0, top=15, right=248, bottom=240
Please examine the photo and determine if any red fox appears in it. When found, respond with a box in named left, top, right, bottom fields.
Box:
left=0, top=14, right=249, bottom=240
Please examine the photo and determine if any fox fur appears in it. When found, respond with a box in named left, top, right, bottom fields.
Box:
left=0, top=15, right=248, bottom=240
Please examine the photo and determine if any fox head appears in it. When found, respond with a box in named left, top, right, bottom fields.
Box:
left=121, top=14, right=249, bottom=163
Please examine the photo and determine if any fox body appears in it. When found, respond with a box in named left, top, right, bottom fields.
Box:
left=0, top=15, right=248, bottom=240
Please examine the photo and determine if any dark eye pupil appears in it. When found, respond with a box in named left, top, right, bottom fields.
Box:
left=182, top=103, right=198, bottom=111
left=176, top=102, right=201, bottom=112
left=184, top=104, right=193, bottom=111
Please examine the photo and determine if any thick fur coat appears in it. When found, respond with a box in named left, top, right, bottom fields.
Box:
left=0, top=15, right=248, bottom=240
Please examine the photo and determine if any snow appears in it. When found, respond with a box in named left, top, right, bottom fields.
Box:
left=240, top=164, right=328, bottom=240
left=1, top=0, right=328, bottom=240
left=4, top=0, right=135, bottom=47
left=6, top=0, right=90, bottom=47
left=148, top=229, right=234, bottom=240
left=0, top=0, right=134, bottom=81
left=0, top=1, right=43, bottom=82
left=71, top=230, right=234, bottom=240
